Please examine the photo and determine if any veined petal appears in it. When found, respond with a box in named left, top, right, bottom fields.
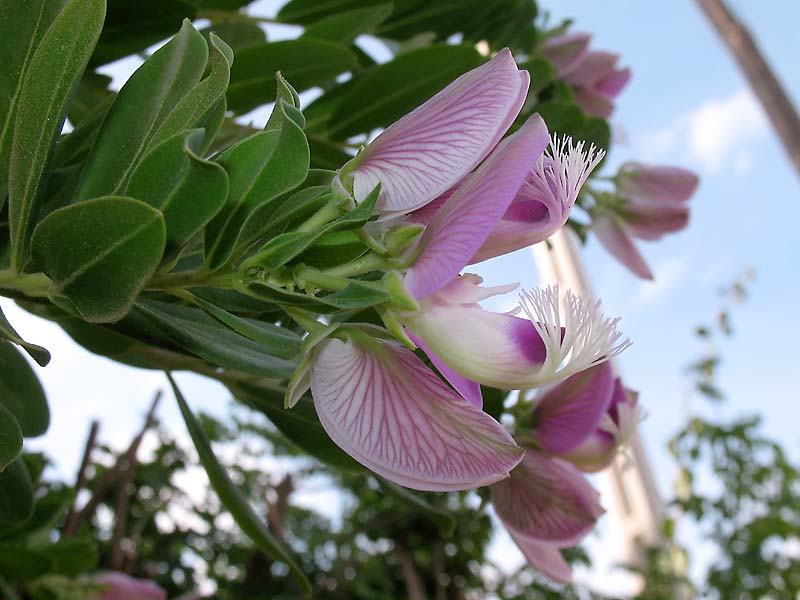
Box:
left=409, top=331, right=483, bottom=408
left=310, top=335, right=523, bottom=491
left=491, top=450, right=603, bottom=544
left=406, top=114, right=550, bottom=298
left=593, top=214, right=654, bottom=279
left=533, top=362, right=615, bottom=455
left=506, top=531, right=573, bottom=584
left=347, top=49, right=529, bottom=213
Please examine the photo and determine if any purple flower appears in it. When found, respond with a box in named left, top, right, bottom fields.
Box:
left=542, top=33, right=630, bottom=118
left=491, top=450, right=604, bottom=582
left=559, top=379, right=643, bottom=473
left=310, top=331, right=523, bottom=491
left=340, top=48, right=530, bottom=214
left=472, top=135, right=605, bottom=263
left=403, top=281, right=630, bottom=392
left=89, top=572, right=165, bottom=600
left=593, top=162, right=699, bottom=279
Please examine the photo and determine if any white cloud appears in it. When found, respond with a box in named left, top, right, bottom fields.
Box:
left=643, top=89, right=768, bottom=173
left=635, top=257, right=687, bottom=306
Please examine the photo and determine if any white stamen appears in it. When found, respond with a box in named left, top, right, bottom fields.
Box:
left=528, top=134, right=606, bottom=217
left=518, top=284, right=631, bottom=385
left=599, top=402, right=647, bottom=466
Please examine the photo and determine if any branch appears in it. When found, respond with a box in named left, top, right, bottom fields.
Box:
left=64, top=391, right=162, bottom=535
left=64, top=419, right=100, bottom=533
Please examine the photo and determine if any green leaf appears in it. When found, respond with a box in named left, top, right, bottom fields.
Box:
left=278, top=0, right=390, bottom=24
left=299, top=231, right=367, bottom=268
left=40, top=537, right=98, bottom=575
left=91, top=0, right=197, bottom=66
left=0, top=305, right=50, bottom=366
left=578, top=116, right=612, bottom=155
left=0, top=405, right=22, bottom=472
left=518, top=56, right=556, bottom=96
left=201, top=19, right=266, bottom=52
left=0, top=458, right=34, bottom=528
left=188, top=295, right=302, bottom=359
left=325, top=44, right=483, bottom=139
left=0, top=546, right=51, bottom=582
left=534, top=100, right=585, bottom=136
left=205, top=75, right=310, bottom=269
left=232, top=382, right=360, bottom=471
left=137, top=299, right=298, bottom=378
left=76, top=19, right=209, bottom=201
left=0, top=341, right=49, bottom=438
left=31, top=196, right=166, bottom=323
left=0, top=486, right=73, bottom=543
left=381, top=480, right=456, bottom=536
left=227, top=39, right=358, bottom=114
left=151, top=33, right=235, bottom=149
left=307, top=134, right=354, bottom=170
left=128, top=129, right=228, bottom=259
left=243, top=187, right=377, bottom=272
left=302, top=4, right=393, bottom=45
left=247, top=279, right=390, bottom=311
left=67, top=72, right=115, bottom=127
left=7, top=0, right=105, bottom=271
left=0, top=0, right=65, bottom=207
left=169, top=375, right=311, bottom=596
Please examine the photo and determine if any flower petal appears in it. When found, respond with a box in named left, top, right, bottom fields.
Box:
left=348, top=49, right=529, bottom=213
left=618, top=162, right=699, bottom=203
left=623, top=198, right=690, bottom=240
left=596, top=67, right=631, bottom=99
left=573, top=86, right=615, bottom=118
left=506, top=531, right=573, bottom=584
left=540, top=32, right=592, bottom=77
left=533, top=362, right=615, bottom=455
left=565, top=51, right=619, bottom=86
left=406, top=114, right=550, bottom=298
left=405, top=301, right=548, bottom=390
left=592, top=215, right=653, bottom=279
left=491, top=450, right=603, bottom=544
left=310, top=335, right=523, bottom=491
left=409, top=332, right=483, bottom=408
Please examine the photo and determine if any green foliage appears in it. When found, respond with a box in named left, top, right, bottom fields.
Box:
left=170, top=375, right=312, bottom=595
left=31, top=197, right=166, bottom=323
left=7, top=0, right=106, bottom=271
left=0, top=341, right=49, bottom=438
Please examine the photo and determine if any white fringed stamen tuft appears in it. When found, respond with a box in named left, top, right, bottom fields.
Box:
left=518, top=284, right=631, bottom=385
left=599, top=402, right=647, bottom=466
left=527, top=134, right=606, bottom=218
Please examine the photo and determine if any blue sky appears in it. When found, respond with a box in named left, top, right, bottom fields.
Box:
left=3, top=0, right=799, bottom=593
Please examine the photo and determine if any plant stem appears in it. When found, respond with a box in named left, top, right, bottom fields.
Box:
left=321, top=253, right=389, bottom=278
left=294, top=265, right=349, bottom=292
left=296, top=201, right=343, bottom=234
left=0, top=270, right=53, bottom=297
left=146, top=268, right=239, bottom=292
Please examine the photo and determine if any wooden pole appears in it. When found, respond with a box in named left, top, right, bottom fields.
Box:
left=696, top=0, right=800, bottom=177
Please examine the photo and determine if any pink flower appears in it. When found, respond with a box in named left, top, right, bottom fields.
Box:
left=340, top=48, right=530, bottom=214
left=403, top=280, right=630, bottom=392
left=541, top=33, right=630, bottom=118
left=491, top=450, right=604, bottom=583
left=593, top=162, right=699, bottom=279
left=471, top=135, right=605, bottom=263
left=89, top=572, right=165, bottom=600
left=559, top=380, right=643, bottom=473
left=309, top=330, right=523, bottom=491
left=617, top=162, right=699, bottom=204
